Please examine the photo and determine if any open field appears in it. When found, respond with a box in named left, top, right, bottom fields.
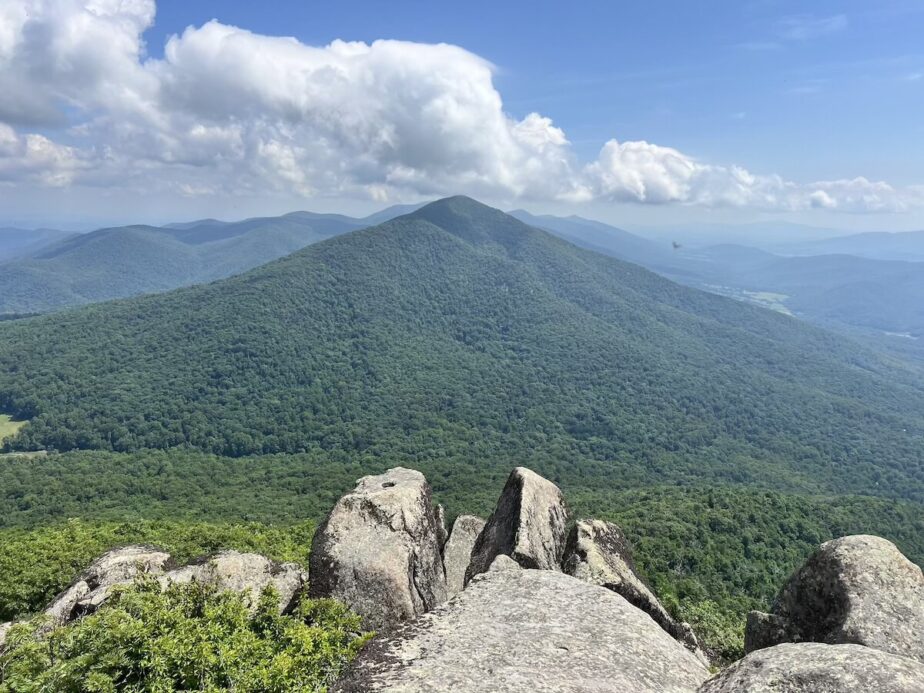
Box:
left=0, top=415, right=24, bottom=443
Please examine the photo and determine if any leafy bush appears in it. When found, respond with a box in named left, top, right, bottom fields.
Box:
left=0, top=578, right=370, bottom=692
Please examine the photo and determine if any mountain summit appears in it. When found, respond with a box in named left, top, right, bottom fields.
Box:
left=1, top=197, right=922, bottom=501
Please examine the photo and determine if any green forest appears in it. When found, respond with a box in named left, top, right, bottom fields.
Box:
left=1, top=449, right=922, bottom=662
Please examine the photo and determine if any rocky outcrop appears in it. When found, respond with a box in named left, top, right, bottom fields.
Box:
left=44, top=545, right=172, bottom=624
left=745, top=534, right=924, bottom=662
left=699, top=642, right=924, bottom=692
left=563, top=519, right=708, bottom=665
left=0, top=622, right=11, bottom=650
left=309, top=467, right=448, bottom=630
left=162, top=551, right=306, bottom=613
left=335, top=568, right=710, bottom=693
left=465, top=467, right=569, bottom=583
left=442, top=515, right=486, bottom=596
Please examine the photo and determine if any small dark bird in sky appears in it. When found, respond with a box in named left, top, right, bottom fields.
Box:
left=672, top=241, right=682, bottom=250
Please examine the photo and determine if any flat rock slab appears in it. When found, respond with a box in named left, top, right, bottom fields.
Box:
left=699, top=642, right=924, bottom=692
left=335, top=568, right=709, bottom=693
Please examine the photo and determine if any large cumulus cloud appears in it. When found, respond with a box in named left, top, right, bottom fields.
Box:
left=0, top=0, right=920, bottom=213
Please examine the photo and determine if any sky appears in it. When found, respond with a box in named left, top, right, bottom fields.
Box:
left=1, top=0, right=923, bottom=231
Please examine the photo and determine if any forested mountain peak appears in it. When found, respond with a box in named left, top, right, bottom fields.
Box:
left=0, top=198, right=923, bottom=505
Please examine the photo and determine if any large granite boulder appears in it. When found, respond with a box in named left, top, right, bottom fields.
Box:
left=465, top=467, right=569, bottom=583
left=309, top=467, right=448, bottom=630
left=44, top=545, right=172, bottom=624
left=699, top=642, right=924, bottom=692
left=563, top=519, right=708, bottom=665
left=334, top=568, right=710, bottom=692
left=745, top=534, right=924, bottom=662
left=162, top=551, right=306, bottom=613
left=443, top=515, right=486, bottom=596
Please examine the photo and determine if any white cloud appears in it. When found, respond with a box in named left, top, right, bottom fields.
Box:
left=0, top=0, right=920, bottom=215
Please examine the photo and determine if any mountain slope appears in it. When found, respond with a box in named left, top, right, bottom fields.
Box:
left=780, top=230, right=924, bottom=262
left=0, top=227, right=74, bottom=263
left=0, top=215, right=365, bottom=314
left=1, top=197, right=923, bottom=501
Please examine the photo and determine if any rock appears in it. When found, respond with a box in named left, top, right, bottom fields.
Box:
left=563, top=519, right=709, bottom=665
left=465, top=467, right=569, bottom=584
left=162, top=551, right=306, bottom=613
left=44, top=545, right=172, bottom=624
left=698, top=642, right=924, bottom=692
left=745, top=534, right=924, bottom=662
left=488, top=555, right=521, bottom=572
left=435, top=504, right=450, bottom=549
left=0, top=622, right=12, bottom=650
left=309, top=467, right=448, bottom=630
left=442, top=515, right=486, bottom=595
left=334, top=568, right=709, bottom=693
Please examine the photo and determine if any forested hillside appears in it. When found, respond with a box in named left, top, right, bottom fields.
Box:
left=0, top=213, right=365, bottom=314
left=1, top=197, right=922, bottom=502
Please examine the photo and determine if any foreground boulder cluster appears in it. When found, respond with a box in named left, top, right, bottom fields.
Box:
left=3, top=465, right=923, bottom=692
left=319, top=466, right=924, bottom=692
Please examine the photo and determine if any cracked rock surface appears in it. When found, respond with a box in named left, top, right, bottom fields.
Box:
left=309, top=467, right=448, bottom=630
left=334, top=568, right=710, bottom=693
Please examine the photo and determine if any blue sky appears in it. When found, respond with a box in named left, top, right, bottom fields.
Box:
left=1, top=0, right=923, bottom=230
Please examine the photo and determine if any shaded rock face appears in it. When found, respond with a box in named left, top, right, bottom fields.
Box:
left=309, top=467, right=448, bottom=630
left=465, top=467, right=569, bottom=584
left=699, top=642, right=924, bottom=693
left=334, top=568, right=709, bottom=693
left=442, top=515, right=486, bottom=596
left=563, top=519, right=709, bottom=665
left=45, top=545, right=172, bottom=624
left=745, top=534, right=924, bottom=662
left=0, top=622, right=11, bottom=650
left=163, top=551, right=306, bottom=614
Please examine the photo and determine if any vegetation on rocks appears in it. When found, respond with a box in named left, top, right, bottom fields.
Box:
left=0, top=578, right=369, bottom=692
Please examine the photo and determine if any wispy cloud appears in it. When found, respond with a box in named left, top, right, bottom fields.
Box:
left=776, top=14, right=848, bottom=41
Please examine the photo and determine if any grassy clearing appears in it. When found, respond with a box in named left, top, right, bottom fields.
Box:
left=0, top=414, right=25, bottom=443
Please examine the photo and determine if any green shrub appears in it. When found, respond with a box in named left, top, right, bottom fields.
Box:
left=0, top=577, right=371, bottom=692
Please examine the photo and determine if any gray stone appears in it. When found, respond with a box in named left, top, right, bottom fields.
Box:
left=487, top=555, right=521, bottom=572
left=162, top=551, right=306, bottom=613
left=0, top=622, right=12, bottom=650
left=465, top=467, right=569, bottom=584
left=698, top=642, right=924, bottom=693
left=334, top=568, right=709, bottom=693
left=563, top=518, right=709, bottom=665
left=442, top=515, right=486, bottom=595
left=745, top=534, right=924, bottom=662
left=44, top=545, right=172, bottom=624
left=435, top=504, right=449, bottom=549
left=309, top=467, right=448, bottom=630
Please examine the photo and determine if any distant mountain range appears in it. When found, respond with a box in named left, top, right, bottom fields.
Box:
left=0, top=227, right=75, bottom=263
left=0, top=206, right=425, bottom=314
left=2, top=203, right=923, bottom=364
left=512, top=211, right=924, bottom=360
left=1, top=197, right=922, bottom=505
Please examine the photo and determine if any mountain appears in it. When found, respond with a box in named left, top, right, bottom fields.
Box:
left=779, top=230, right=924, bottom=262
left=0, top=227, right=75, bottom=263
left=0, top=206, right=433, bottom=315
left=630, top=221, right=851, bottom=250
left=518, top=212, right=924, bottom=359
left=1, top=197, right=923, bottom=503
